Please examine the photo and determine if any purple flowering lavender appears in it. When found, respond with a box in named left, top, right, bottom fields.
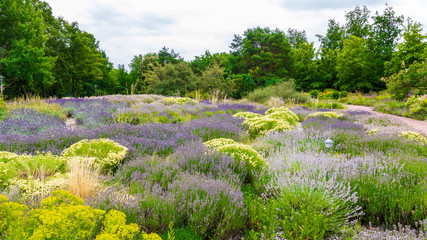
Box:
left=0, top=108, right=66, bottom=135
left=171, top=141, right=246, bottom=184
left=217, top=103, right=267, bottom=115
left=187, top=113, right=246, bottom=141
left=50, top=98, right=123, bottom=128
left=302, top=116, right=363, bottom=132
left=169, top=173, right=246, bottom=239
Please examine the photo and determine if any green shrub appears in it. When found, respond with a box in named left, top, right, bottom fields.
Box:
left=1, top=190, right=162, bottom=239
left=308, top=111, right=344, bottom=119
left=405, top=95, right=427, bottom=119
left=400, top=131, right=427, bottom=145
left=276, top=186, right=356, bottom=239
left=61, top=138, right=128, bottom=173
left=340, top=91, right=348, bottom=98
left=310, top=90, right=319, bottom=98
left=350, top=162, right=427, bottom=226
left=234, top=107, right=299, bottom=138
left=332, top=90, right=340, bottom=99
left=3, top=152, right=68, bottom=197
left=162, top=97, right=198, bottom=105
left=265, top=106, right=299, bottom=126
left=95, top=209, right=140, bottom=240
left=203, top=138, right=238, bottom=149
left=246, top=117, right=293, bottom=138
left=246, top=81, right=310, bottom=104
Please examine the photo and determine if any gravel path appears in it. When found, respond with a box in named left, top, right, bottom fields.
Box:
left=346, top=105, right=427, bottom=137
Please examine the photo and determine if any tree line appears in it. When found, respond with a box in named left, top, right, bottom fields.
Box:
left=1, top=1, right=426, bottom=99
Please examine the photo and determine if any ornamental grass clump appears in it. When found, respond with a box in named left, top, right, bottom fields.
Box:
left=61, top=138, right=128, bottom=173
left=1, top=152, right=68, bottom=200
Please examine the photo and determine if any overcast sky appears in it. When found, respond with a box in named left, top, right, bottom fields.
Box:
left=43, top=0, right=426, bottom=69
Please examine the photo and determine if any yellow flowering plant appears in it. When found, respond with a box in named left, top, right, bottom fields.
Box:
left=234, top=107, right=299, bottom=138
left=61, top=138, right=128, bottom=173
left=400, top=131, right=427, bottom=145
left=307, top=111, right=344, bottom=119
left=162, top=97, right=198, bottom=105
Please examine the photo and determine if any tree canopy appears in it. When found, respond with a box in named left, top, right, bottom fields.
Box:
left=0, top=2, right=426, bottom=100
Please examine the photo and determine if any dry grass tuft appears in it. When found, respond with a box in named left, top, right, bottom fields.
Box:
left=68, top=157, right=100, bottom=200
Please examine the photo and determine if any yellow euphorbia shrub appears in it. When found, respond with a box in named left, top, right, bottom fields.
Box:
left=1, top=190, right=161, bottom=239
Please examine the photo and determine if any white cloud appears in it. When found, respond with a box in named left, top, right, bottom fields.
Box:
left=44, top=0, right=427, bottom=69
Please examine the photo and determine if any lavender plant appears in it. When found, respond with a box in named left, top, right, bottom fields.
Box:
left=0, top=109, right=66, bottom=135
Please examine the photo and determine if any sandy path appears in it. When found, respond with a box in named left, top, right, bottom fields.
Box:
left=346, top=105, right=427, bottom=137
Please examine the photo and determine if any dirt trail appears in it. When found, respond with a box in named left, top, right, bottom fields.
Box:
left=346, top=105, right=427, bottom=137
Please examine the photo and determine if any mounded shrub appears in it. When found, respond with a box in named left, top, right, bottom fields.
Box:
left=203, top=138, right=238, bottom=149
left=61, top=138, right=128, bottom=173
left=0, top=190, right=162, bottom=240
left=234, top=106, right=299, bottom=138
left=400, top=131, right=427, bottom=145
left=308, top=111, right=344, bottom=119
left=162, top=97, right=198, bottom=105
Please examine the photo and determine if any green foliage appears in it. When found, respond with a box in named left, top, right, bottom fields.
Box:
left=217, top=143, right=267, bottom=174
left=385, top=21, right=427, bottom=76
left=143, top=62, right=197, bottom=96
left=231, top=74, right=256, bottom=99
left=405, top=95, right=427, bottom=119
left=340, top=90, right=348, bottom=98
left=265, top=106, right=300, bottom=126
left=350, top=160, right=427, bottom=226
left=162, top=97, right=198, bottom=105
left=276, top=186, right=354, bottom=239
left=336, top=36, right=374, bottom=92
left=400, top=131, right=427, bottom=145
left=310, top=90, right=319, bottom=98
left=243, top=188, right=278, bottom=239
left=229, top=27, right=293, bottom=87
left=0, top=190, right=163, bottom=239
left=383, top=57, right=427, bottom=100
left=332, top=90, right=340, bottom=99
left=246, top=81, right=310, bottom=104
left=234, top=107, right=299, bottom=138
left=197, top=62, right=235, bottom=99
left=96, top=209, right=140, bottom=240
left=61, top=138, right=128, bottom=173
left=308, top=111, right=344, bottom=119
left=1, top=152, right=68, bottom=194
left=203, top=138, right=238, bottom=149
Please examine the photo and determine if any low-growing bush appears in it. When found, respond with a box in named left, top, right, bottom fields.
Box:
left=308, top=111, right=344, bottom=119
left=340, top=90, right=348, bottom=98
left=234, top=107, right=299, bottom=138
left=246, top=81, right=310, bottom=104
left=169, top=173, right=246, bottom=239
left=332, top=90, right=340, bottom=99
left=310, top=90, right=319, bottom=98
left=162, top=97, right=198, bottom=105
left=0, top=190, right=163, bottom=240
left=61, top=138, right=128, bottom=173
left=400, top=131, right=427, bottom=145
